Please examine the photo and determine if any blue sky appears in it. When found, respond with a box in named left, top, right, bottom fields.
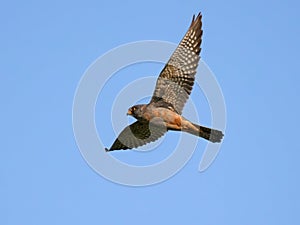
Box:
left=1, top=0, right=300, bottom=224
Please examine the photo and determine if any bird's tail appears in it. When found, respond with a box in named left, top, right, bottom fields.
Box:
left=186, top=122, right=224, bottom=143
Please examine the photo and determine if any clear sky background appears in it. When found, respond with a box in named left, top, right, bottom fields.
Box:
left=1, top=0, right=300, bottom=224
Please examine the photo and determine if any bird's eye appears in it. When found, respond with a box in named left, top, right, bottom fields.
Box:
left=133, top=107, right=136, bottom=111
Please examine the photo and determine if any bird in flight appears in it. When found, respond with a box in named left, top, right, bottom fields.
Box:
left=105, top=13, right=224, bottom=152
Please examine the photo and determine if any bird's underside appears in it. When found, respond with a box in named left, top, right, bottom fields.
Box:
left=105, top=13, right=224, bottom=152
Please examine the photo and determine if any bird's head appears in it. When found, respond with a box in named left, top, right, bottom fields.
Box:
left=127, top=104, right=145, bottom=119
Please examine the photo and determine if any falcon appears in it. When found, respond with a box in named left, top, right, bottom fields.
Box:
left=105, top=13, right=224, bottom=152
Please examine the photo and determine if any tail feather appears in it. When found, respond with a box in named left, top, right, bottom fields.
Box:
left=190, top=123, right=224, bottom=143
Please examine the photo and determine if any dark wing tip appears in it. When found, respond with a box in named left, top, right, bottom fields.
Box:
left=105, top=146, right=130, bottom=152
left=190, top=12, right=202, bottom=27
left=189, top=12, right=203, bottom=55
left=191, top=14, right=195, bottom=23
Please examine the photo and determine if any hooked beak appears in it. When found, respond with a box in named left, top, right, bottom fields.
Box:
left=127, top=109, right=132, bottom=116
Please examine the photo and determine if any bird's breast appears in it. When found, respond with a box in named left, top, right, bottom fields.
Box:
left=143, top=107, right=182, bottom=126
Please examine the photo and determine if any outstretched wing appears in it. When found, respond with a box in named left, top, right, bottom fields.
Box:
left=105, top=121, right=166, bottom=151
left=150, top=13, right=203, bottom=114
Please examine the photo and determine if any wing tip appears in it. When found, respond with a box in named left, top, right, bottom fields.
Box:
left=189, top=13, right=203, bottom=42
left=105, top=145, right=131, bottom=152
left=191, top=12, right=202, bottom=25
